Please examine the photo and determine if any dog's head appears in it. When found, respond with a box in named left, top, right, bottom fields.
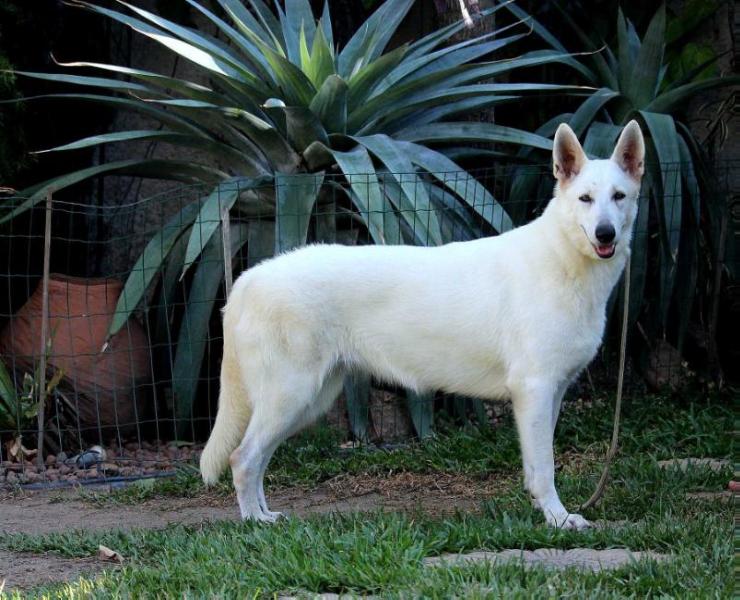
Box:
left=552, top=120, right=645, bottom=261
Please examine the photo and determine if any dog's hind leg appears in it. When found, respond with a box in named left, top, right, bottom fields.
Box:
left=512, top=378, right=589, bottom=530
left=255, top=371, right=346, bottom=519
left=230, top=370, right=344, bottom=521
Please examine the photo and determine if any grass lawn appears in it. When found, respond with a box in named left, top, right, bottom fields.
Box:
left=0, top=395, right=732, bottom=598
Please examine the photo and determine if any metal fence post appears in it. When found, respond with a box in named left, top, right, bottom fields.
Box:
left=36, top=193, right=52, bottom=469
left=221, top=205, right=233, bottom=298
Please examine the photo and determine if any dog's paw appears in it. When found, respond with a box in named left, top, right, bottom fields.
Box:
left=548, top=512, right=590, bottom=531
left=241, top=510, right=280, bottom=523
left=262, top=510, right=284, bottom=523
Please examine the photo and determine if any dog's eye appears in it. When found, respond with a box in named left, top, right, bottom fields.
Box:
left=613, top=191, right=626, bottom=201
left=579, top=194, right=593, bottom=203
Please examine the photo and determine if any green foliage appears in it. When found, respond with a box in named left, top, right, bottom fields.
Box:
left=505, top=2, right=738, bottom=349
left=2, top=0, right=588, bottom=438
left=0, top=52, right=25, bottom=184
left=0, top=359, right=21, bottom=429
left=0, top=358, right=57, bottom=432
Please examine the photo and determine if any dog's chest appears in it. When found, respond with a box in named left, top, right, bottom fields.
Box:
left=531, top=275, right=611, bottom=372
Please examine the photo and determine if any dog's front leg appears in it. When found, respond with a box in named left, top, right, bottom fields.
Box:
left=512, top=380, right=589, bottom=530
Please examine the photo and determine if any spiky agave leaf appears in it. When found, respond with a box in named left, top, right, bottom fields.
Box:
left=5, top=0, right=592, bottom=437
left=505, top=0, right=739, bottom=349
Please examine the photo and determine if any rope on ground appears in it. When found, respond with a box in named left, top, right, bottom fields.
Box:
left=579, top=259, right=631, bottom=511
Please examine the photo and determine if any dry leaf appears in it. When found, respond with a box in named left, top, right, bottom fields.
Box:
left=97, top=545, right=124, bottom=564
left=4, top=436, right=37, bottom=463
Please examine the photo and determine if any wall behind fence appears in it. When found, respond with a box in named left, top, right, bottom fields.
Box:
left=0, top=162, right=736, bottom=487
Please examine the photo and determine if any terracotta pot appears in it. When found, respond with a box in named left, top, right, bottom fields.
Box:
left=0, top=275, right=150, bottom=430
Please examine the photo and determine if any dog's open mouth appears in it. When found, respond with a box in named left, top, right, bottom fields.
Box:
left=594, top=243, right=616, bottom=259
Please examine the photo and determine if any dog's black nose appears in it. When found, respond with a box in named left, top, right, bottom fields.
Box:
left=595, top=222, right=616, bottom=244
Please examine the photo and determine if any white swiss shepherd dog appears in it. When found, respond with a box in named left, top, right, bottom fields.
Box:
left=200, top=120, right=645, bottom=530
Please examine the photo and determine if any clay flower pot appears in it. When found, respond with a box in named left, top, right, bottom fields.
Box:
left=0, top=275, right=150, bottom=430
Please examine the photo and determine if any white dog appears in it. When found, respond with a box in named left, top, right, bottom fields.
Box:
left=200, top=121, right=645, bottom=529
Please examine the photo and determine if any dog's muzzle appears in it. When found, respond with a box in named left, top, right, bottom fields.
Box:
left=581, top=225, right=617, bottom=259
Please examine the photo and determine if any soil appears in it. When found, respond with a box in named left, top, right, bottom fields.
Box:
left=2, top=460, right=730, bottom=592
left=4, top=467, right=713, bottom=593
left=0, top=472, right=506, bottom=592
left=1, top=472, right=506, bottom=537
left=0, top=550, right=101, bottom=594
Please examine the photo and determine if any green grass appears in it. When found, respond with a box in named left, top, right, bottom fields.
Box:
left=1, top=395, right=733, bottom=598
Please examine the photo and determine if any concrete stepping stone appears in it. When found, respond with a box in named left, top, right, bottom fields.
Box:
left=656, top=458, right=730, bottom=472
left=685, top=491, right=732, bottom=501
left=423, top=548, right=668, bottom=572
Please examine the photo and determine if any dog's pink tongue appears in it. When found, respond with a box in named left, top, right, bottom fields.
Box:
left=596, top=244, right=614, bottom=257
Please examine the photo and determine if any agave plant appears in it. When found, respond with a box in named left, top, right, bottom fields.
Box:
left=0, top=360, right=21, bottom=431
left=503, top=2, right=739, bottom=354
left=2, top=0, right=592, bottom=438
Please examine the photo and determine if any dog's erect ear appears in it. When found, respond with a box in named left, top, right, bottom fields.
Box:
left=552, top=123, right=587, bottom=183
left=611, top=120, right=645, bottom=181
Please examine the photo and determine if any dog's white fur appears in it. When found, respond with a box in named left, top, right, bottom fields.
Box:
left=200, top=121, right=645, bottom=529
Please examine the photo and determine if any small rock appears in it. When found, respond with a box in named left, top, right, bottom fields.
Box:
left=6, top=471, right=17, bottom=484
left=45, top=454, right=57, bottom=466
left=56, top=451, right=68, bottom=462
left=76, top=446, right=107, bottom=468
left=99, top=463, right=120, bottom=476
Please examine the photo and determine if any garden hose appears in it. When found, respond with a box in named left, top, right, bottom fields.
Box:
left=579, top=259, right=630, bottom=511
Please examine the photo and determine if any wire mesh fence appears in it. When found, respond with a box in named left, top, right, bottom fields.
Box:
left=0, top=162, right=736, bottom=488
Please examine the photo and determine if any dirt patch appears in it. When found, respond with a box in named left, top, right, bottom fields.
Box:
left=0, top=473, right=505, bottom=593
left=0, top=550, right=107, bottom=593
left=317, top=472, right=512, bottom=508
left=424, top=548, right=669, bottom=571
left=0, top=474, right=632, bottom=593
left=0, top=489, right=238, bottom=537
left=0, top=473, right=509, bottom=537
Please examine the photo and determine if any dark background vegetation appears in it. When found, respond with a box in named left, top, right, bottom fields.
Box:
left=5, top=0, right=728, bottom=190
left=0, top=1, right=736, bottom=421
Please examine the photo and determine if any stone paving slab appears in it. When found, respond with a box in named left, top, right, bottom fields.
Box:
left=423, top=548, right=669, bottom=572
left=656, top=458, right=730, bottom=472
left=685, top=491, right=732, bottom=501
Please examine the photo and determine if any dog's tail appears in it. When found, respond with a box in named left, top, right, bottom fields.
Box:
left=199, top=297, right=251, bottom=486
